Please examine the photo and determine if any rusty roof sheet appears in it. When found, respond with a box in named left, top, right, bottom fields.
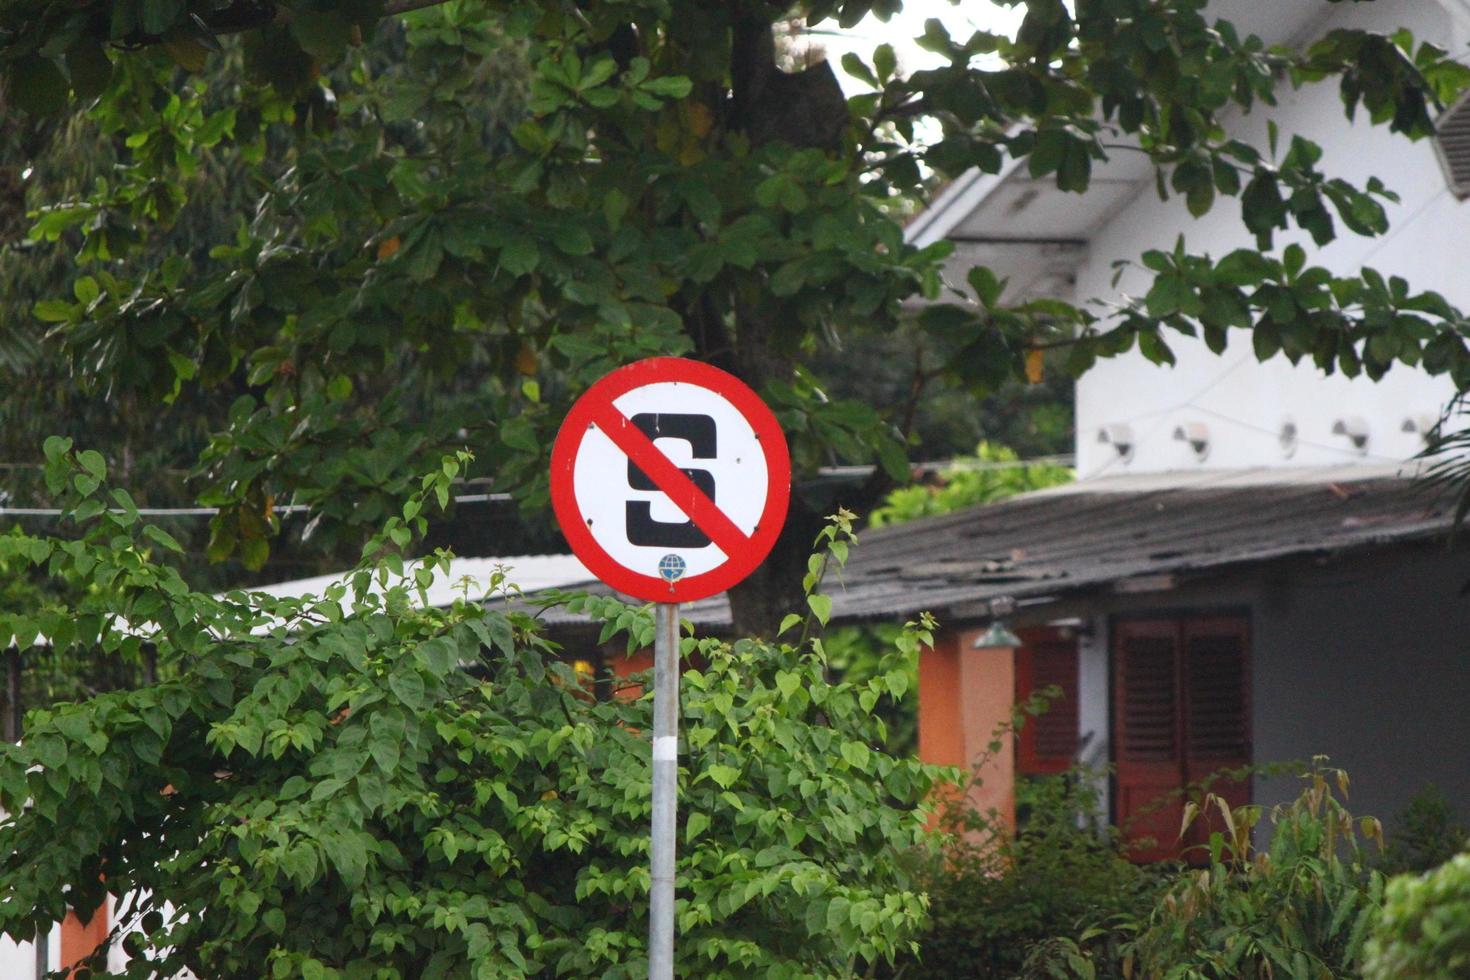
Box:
left=510, top=468, right=1454, bottom=631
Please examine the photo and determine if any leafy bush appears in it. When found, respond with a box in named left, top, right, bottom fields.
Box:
left=1374, top=784, right=1469, bottom=876
left=1032, top=761, right=1385, bottom=979
left=0, top=443, right=939, bottom=978
left=908, top=773, right=1159, bottom=979
left=1364, top=852, right=1470, bottom=978
left=822, top=621, right=917, bottom=756
left=886, top=694, right=1158, bottom=980
left=867, top=442, right=1073, bottom=528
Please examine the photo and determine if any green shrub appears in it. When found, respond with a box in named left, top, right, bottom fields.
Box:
left=867, top=442, right=1073, bottom=528
left=822, top=621, right=917, bottom=756
left=890, top=762, right=1159, bottom=978
left=0, top=451, right=941, bottom=978
left=1040, top=761, right=1386, bottom=979
left=1374, top=784, right=1469, bottom=876
left=1364, top=852, right=1470, bottom=978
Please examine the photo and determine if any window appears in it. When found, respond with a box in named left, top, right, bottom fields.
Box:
left=1113, top=615, right=1251, bottom=862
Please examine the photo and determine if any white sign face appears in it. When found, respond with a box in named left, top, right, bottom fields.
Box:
left=572, top=382, right=769, bottom=579
left=550, top=358, right=791, bottom=604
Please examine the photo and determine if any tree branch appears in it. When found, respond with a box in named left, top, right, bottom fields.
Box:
left=875, top=96, right=930, bottom=122
left=897, top=341, right=933, bottom=441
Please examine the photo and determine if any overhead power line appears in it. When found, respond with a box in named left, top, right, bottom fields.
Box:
left=0, top=456, right=1077, bottom=518
left=0, top=491, right=515, bottom=518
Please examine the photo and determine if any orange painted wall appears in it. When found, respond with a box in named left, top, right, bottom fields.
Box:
left=917, top=628, right=1016, bottom=833
left=59, top=899, right=108, bottom=975
left=917, top=631, right=964, bottom=767
left=607, top=648, right=654, bottom=700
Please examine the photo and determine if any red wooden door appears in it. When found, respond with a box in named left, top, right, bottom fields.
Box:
left=1113, top=620, right=1185, bottom=862
left=1113, top=616, right=1251, bottom=862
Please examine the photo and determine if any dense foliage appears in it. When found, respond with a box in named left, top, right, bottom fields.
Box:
left=1365, top=852, right=1470, bottom=979
left=860, top=744, right=1428, bottom=980
left=1119, top=766, right=1384, bottom=978
left=0, top=444, right=939, bottom=977
left=8, top=0, right=1470, bottom=974
left=1014, top=762, right=1386, bottom=979
left=1374, top=784, right=1470, bottom=878
left=867, top=441, right=1072, bottom=528
left=5, top=0, right=1470, bottom=631
left=897, top=769, right=1161, bottom=979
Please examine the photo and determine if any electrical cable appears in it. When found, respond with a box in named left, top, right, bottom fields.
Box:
left=0, top=458, right=1077, bottom=518
left=0, top=491, right=514, bottom=518
left=1182, top=402, right=1407, bottom=463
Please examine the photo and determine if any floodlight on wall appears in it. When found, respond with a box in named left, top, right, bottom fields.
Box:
left=1279, top=419, right=1299, bottom=459
left=1402, top=414, right=1439, bottom=443
left=1172, top=421, right=1210, bottom=461
left=1331, top=416, right=1370, bottom=454
left=1097, top=423, right=1135, bottom=463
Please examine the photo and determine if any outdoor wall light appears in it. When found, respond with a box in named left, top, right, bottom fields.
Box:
left=1097, top=423, right=1135, bottom=463
left=1172, top=422, right=1210, bottom=461
left=1331, top=416, right=1370, bottom=453
left=973, top=620, right=1023, bottom=650
left=973, top=595, right=1021, bottom=649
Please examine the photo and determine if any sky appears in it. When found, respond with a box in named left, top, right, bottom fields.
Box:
left=816, top=0, right=1023, bottom=93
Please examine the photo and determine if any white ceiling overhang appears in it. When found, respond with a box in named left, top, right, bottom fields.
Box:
left=902, top=0, right=1333, bottom=304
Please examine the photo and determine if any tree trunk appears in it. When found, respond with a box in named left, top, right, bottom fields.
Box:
left=713, top=14, right=857, bottom=637
left=725, top=492, right=825, bottom=638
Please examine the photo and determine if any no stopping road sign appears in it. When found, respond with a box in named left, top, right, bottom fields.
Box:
left=549, top=357, right=791, bottom=603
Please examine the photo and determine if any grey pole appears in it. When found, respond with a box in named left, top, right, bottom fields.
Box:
left=649, top=602, right=679, bottom=980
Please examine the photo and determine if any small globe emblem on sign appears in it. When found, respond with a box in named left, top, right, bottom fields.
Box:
left=657, top=554, right=686, bottom=583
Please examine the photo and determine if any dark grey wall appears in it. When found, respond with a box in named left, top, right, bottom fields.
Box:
left=1045, top=540, right=1470, bottom=833
left=1246, top=543, right=1470, bottom=823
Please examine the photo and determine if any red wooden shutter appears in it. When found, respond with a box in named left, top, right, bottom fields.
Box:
left=1113, top=616, right=1252, bottom=863
left=1182, top=618, right=1252, bottom=852
left=1113, top=619, right=1184, bottom=863
left=1015, top=629, right=1079, bottom=775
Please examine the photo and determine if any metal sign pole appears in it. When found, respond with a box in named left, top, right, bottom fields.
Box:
left=549, top=360, right=790, bottom=979
left=649, top=601, right=679, bottom=980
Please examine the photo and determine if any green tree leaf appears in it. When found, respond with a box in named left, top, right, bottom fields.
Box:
left=807, top=593, right=832, bottom=626
left=7, top=56, right=69, bottom=115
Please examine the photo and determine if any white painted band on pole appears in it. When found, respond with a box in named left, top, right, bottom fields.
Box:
left=652, top=736, right=678, bottom=761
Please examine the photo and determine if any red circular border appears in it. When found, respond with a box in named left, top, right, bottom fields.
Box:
left=550, top=357, right=791, bottom=603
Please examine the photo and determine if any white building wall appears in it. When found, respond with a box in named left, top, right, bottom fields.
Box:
left=0, top=936, right=36, bottom=978
left=0, top=924, right=55, bottom=979
left=1074, top=615, right=1112, bottom=821
left=1075, top=0, right=1464, bottom=476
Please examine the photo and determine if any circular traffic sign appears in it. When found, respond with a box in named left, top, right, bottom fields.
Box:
left=550, top=357, right=791, bottom=603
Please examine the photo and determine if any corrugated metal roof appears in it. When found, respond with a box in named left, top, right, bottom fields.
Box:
left=517, top=467, right=1454, bottom=631
left=245, top=554, right=593, bottom=610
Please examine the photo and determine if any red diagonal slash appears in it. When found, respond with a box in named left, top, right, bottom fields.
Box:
left=587, top=402, right=752, bottom=558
